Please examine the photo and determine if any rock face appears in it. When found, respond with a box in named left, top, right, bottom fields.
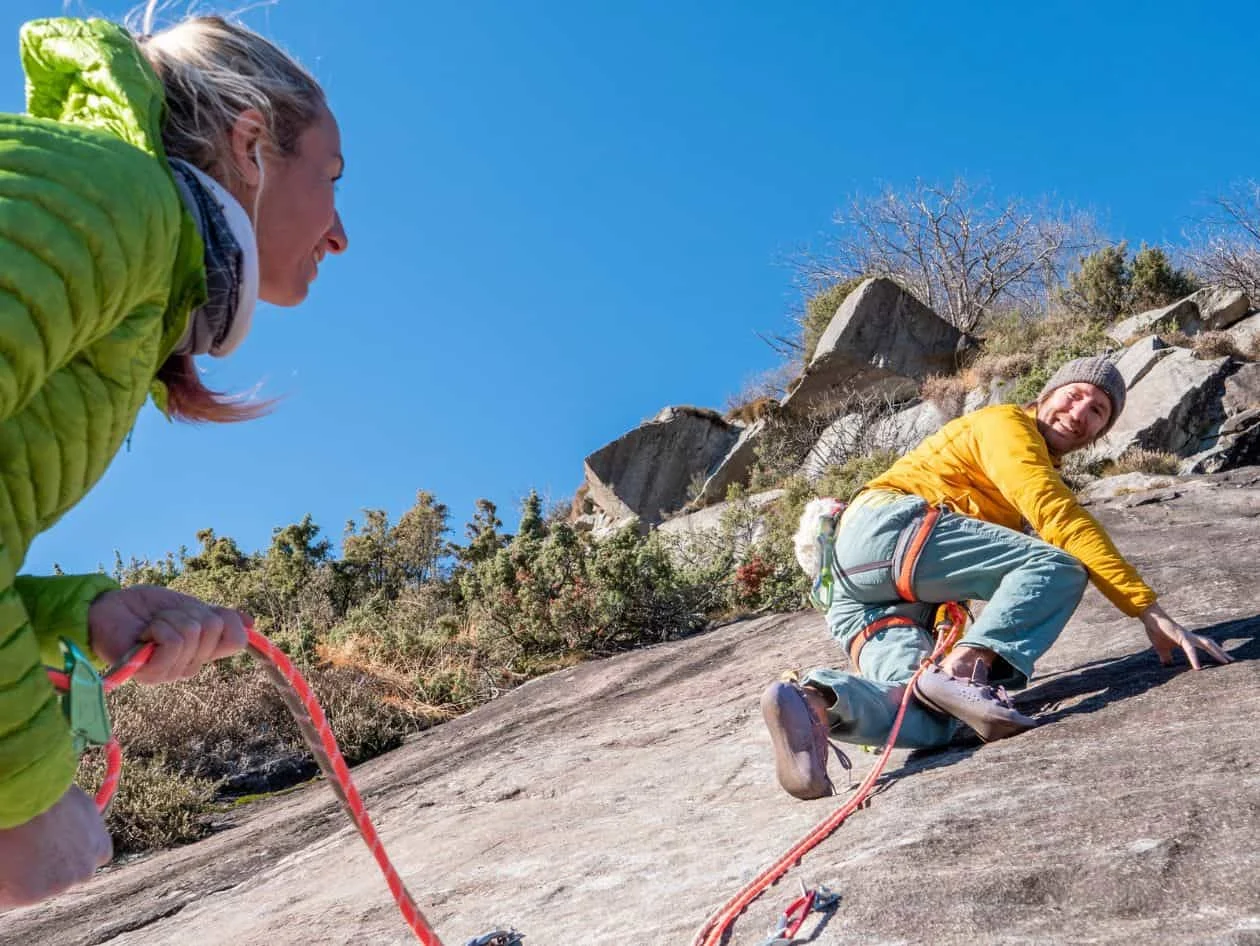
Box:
left=576, top=283, right=1260, bottom=528
left=583, top=406, right=741, bottom=529
left=780, top=277, right=962, bottom=417
left=1181, top=363, right=1260, bottom=473
left=1108, top=295, right=1201, bottom=344
left=8, top=472, right=1260, bottom=946
left=1090, top=350, right=1234, bottom=462
left=1109, top=288, right=1253, bottom=344
left=801, top=399, right=949, bottom=480
left=1190, top=286, right=1251, bottom=330
left=691, top=418, right=768, bottom=507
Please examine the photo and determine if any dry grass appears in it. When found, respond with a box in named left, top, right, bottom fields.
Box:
left=1107, top=448, right=1182, bottom=476
left=1191, top=330, right=1246, bottom=360
left=76, top=753, right=216, bottom=855
left=93, top=640, right=448, bottom=853
left=964, top=352, right=1035, bottom=388
left=920, top=375, right=967, bottom=419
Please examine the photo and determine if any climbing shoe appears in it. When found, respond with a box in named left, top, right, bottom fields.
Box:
left=912, top=662, right=1037, bottom=742
left=760, top=680, right=834, bottom=800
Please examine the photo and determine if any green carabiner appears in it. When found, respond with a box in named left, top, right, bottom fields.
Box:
left=58, top=638, right=112, bottom=756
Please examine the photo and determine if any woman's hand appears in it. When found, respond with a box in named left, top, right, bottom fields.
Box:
left=88, top=586, right=249, bottom=682
left=1139, top=603, right=1233, bottom=669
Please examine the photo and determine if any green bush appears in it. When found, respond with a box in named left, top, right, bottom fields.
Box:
left=1061, top=242, right=1198, bottom=320
left=1129, top=243, right=1198, bottom=312
left=1063, top=243, right=1128, bottom=321
left=77, top=753, right=216, bottom=855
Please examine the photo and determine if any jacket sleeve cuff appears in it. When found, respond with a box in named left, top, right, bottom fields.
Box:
left=14, top=574, right=121, bottom=669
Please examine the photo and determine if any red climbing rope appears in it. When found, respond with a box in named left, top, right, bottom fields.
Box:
left=691, top=602, right=969, bottom=946
left=49, top=627, right=445, bottom=946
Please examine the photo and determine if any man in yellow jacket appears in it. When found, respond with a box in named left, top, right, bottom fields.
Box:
left=763, top=356, right=1233, bottom=800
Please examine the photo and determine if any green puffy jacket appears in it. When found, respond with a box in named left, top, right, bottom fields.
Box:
left=0, top=17, right=208, bottom=828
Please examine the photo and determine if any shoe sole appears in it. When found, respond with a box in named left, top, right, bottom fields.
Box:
left=911, top=677, right=1037, bottom=743
left=760, top=682, right=832, bottom=800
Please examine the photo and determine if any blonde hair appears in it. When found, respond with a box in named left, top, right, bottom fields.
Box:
left=133, top=10, right=326, bottom=423
left=136, top=12, right=325, bottom=181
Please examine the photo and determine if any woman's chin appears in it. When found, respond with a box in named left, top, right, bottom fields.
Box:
left=258, top=280, right=310, bottom=307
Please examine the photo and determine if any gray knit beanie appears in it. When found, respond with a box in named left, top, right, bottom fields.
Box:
left=1038, top=355, right=1126, bottom=435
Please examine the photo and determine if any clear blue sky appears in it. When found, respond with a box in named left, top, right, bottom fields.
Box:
left=8, top=0, right=1260, bottom=573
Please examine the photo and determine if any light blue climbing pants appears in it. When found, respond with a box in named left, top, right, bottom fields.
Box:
left=801, top=492, right=1088, bottom=748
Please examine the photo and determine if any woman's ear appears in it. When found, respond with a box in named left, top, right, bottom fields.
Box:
left=226, top=108, right=267, bottom=188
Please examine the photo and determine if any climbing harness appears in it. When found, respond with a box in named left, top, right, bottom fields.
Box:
left=691, top=602, right=969, bottom=946
left=809, top=499, right=943, bottom=615
left=756, top=882, right=839, bottom=946
left=48, top=625, right=521, bottom=946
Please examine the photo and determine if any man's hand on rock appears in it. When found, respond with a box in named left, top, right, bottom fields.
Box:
left=1139, top=603, right=1233, bottom=669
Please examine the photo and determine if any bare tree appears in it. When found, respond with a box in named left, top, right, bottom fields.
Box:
left=801, top=178, right=1096, bottom=333
left=1186, top=181, right=1260, bottom=298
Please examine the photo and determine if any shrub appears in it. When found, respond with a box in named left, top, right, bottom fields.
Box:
left=920, top=375, right=967, bottom=419
left=77, top=753, right=216, bottom=855
left=1107, top=449, right=1182, bottom=476
left=1061, top=242, right=1198, bottom=319
left=1062, top=243, right=1128, bottom=321
left=1191, top=331, right=1244, bottom=360
left=965, top=308, right=1113, bottom=405
left=1129, top=243, right=1198, bottom=312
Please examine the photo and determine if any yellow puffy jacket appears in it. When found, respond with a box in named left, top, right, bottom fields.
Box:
left=864, top=403, right=1156, bottom=617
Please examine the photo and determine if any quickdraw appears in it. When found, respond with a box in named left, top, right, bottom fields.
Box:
left=757, top=882, right=839, bottom=945
left=808, top=501, right=847, bottom=611
left=462, top=930, right=525, bottom=946
left=691, top=602, right=970, bottom=946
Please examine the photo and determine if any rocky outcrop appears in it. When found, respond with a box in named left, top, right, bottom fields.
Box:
left=1189, top=286, right=1251, bottom=329
left=582, top=406, right=741, bottom=529
left=780, top=277, right=962, bottom=417
left=1181, top=362, right=1260, bottom=473
left=1112, top=334, right=1172, bottom=389
left=1108, top=296, right=1201, bottom=344
left=801, top=399, right=949, bottom=481
left=1090, top=350, right=1234, bottom=462
left=1108, top=288, right=1252, bottom=344
left=690, top=418, right=768, bottom=508
left=11, top=472, right=1260, bottom=946
left=578, top=283, right=1260, bottom=530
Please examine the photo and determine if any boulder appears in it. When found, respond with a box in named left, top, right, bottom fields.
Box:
left=691, top=418, right=768, bottom=508
left=1090, top=349, right=1233, bottom=462
left=1111, top=334, right=1171, bottom=390
left=780, top=278, right=961, bottom=417
left=1189, top=286, right=1250, bottom=330
left=1107, top=296, right=1200, bottom=344
left=1225, top=311, right=1260, bottom=353
left=801, top=399, right=949, bottom=480
left=583, top=406, right=741, bottom=529
left=1179, top=363, right=1260, bottom=474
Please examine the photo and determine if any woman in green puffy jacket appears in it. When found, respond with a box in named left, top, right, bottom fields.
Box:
left=0, top=14, right=347, bottom=907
